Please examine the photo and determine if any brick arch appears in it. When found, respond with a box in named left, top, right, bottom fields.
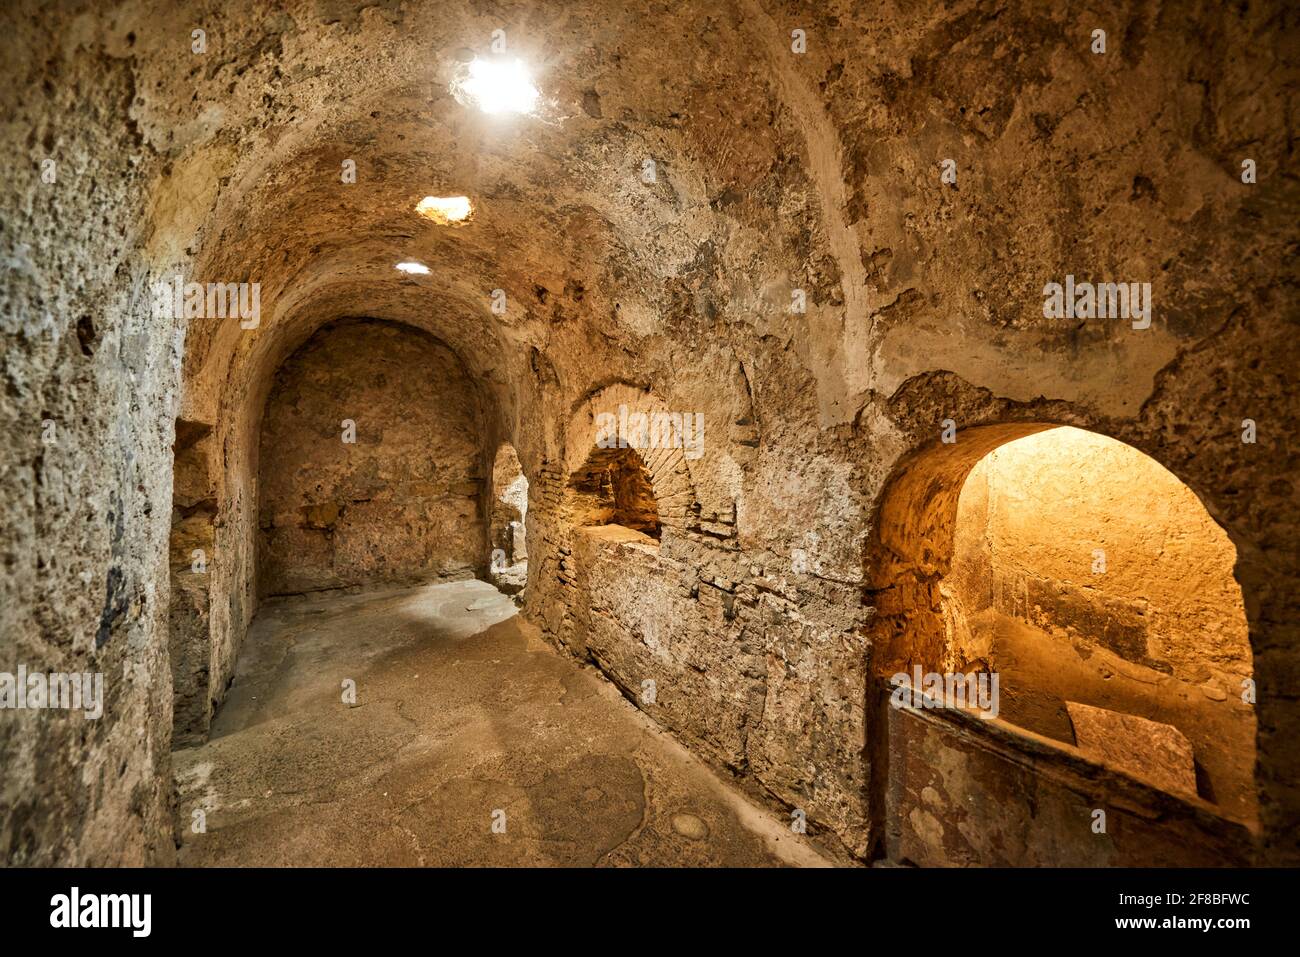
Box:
left=563, top=383, right=698, bottom=535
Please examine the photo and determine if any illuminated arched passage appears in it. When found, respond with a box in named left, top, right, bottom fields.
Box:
left=869, top=425, right=1255, bottom=821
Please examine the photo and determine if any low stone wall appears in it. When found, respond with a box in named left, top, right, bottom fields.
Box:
left=528, top=472, right=872, bottom=858
left=883, top=694, right=1255, bottom=867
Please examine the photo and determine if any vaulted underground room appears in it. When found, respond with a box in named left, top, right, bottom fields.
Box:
left=2, top=0, right=1296, bottom=883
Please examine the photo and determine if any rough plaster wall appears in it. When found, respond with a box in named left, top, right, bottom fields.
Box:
left=950, top=427, right=1251, bottom=688
left=776, top=0, right=1295, bottom=422
left=0, top=4, right=178, bottom=864
left=258, top=320, right=485, bottom=595
left=948, top=462, right=995, bottom=626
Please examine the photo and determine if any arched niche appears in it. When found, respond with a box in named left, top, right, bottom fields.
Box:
left=566, top=444, right=661, bottom=541
left=866, top=423, right=1255, bottom=821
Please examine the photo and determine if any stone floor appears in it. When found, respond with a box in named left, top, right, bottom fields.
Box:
left=173, top=579, right=833, bottom=867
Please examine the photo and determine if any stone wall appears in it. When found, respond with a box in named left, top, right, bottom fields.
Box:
left=951, top=427, right=1250, bottom=686
left=490, top=443, right=528, bottom=564
left=884, top=699, right=1254, bottom=867
left=168, top=420, right=217, bottom=746
left=1, top=2, right=178, bottom=864
left=258, top=320, right=485, bottom=596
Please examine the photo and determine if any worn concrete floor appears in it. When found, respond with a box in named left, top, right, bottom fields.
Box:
left=173, top=579, right=833, bottom=867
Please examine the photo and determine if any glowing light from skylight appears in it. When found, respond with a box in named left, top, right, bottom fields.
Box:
left=456, top=58, right=539, bottom=115
left=415, top=195, right=473, bottom=225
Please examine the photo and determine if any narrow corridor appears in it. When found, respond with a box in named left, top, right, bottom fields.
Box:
left=174, top=580, right=831, bottom=867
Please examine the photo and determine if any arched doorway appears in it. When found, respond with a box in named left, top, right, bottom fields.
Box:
left=489, top=442, right=529, bottom=595
left=867, top=423, right=1257, bottom=864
